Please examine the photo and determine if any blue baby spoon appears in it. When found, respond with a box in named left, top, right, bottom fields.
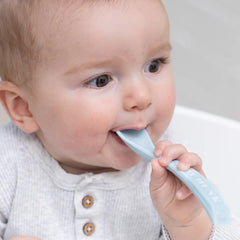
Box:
left=117, top=129, right=231, bottom=225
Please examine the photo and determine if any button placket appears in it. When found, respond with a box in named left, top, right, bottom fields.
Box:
left=74, top=191, right=100, bottom=239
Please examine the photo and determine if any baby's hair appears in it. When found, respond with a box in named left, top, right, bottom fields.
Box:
left=0, top=0, right=122, bottom=85
left=0, top=0, right=40, bottom=85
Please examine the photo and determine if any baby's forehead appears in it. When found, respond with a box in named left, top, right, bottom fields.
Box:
left=30, top=0, right=120, bottom=39
left=33, top=0, right=163, bottom=24
left=32, top=0, right=167, bottom=58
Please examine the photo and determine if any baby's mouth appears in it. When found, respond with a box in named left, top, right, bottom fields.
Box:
left=110, top=131, right=127, bottom=146
left=110, top=125, right=149, bottom=147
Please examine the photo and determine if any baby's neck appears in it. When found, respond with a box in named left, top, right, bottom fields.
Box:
left=59, top=162, right=118, bottom=175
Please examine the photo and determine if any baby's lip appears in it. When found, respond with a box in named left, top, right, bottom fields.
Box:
left=111, top=125, right=148, bottom=132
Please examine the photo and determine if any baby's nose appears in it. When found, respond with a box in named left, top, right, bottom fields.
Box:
left=122, top=79, right=152, bottom=111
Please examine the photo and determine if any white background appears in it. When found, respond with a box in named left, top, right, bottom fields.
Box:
left=163, top=0, right=240, bottom=121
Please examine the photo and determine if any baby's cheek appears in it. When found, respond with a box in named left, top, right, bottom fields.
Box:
left=63, top=118, right=113, bottom=155
left=60, top=133, right=104, bottom=157
left=87, top=109, right=116, bottom=132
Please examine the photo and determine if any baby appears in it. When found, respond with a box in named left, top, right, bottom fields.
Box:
left=0, top=0, right=239, bottom=239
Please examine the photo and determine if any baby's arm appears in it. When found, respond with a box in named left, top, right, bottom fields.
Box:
left=150, top=140, right=213, bottom=240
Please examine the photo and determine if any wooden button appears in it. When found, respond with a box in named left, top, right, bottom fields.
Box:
left=83, top=223, right=95, bottom=236
left=82, top=195, right=94, bottom=208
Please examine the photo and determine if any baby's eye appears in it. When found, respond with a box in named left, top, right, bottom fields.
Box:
left=86, top=74, right=112, bottom=88
left=144, top=58, right=169, bottom=73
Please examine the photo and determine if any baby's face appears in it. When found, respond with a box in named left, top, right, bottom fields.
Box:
left=27, top=0, right=175, bottom=173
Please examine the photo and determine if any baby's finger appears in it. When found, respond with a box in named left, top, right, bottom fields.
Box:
left=176, top=184, right=192, bottom=200
left=177, top=152, right=203, bottom=172
left=154, top=140, right=172, bottom=157
left=158, top=144, right=187, bottom=167
left=150, top=158, right=168, bottom=191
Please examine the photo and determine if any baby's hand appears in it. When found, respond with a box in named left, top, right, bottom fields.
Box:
left=150, top=140, right=212, bottom=239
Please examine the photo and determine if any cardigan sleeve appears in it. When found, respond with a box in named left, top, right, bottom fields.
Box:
left=159, top=217, right=240, bottom=240
left=209, top=216, right=240, bottom=239
left=159, top=225, right=170, bottom=240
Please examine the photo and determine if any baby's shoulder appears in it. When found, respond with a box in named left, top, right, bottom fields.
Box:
left=0, top=123, right=29, bottom=214
left=0, top=122, right=25, bottom=152
left=0, top=122, right=38, bottom=164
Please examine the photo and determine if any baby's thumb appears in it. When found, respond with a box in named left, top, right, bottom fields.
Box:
left=150, top=158, right=168, bottom=191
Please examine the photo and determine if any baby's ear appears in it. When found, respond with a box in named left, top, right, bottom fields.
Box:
left=0, top=81, right=39, bottom=133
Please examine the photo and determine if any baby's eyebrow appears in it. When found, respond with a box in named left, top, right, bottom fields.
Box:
left=64, top=59, right=113, bottom=76
left=149, top=43, right=172, bottom=56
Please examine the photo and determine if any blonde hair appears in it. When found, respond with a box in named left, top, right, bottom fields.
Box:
left=0, top=0, right=39, bottom=85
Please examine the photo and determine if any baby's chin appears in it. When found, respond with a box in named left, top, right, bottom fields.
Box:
left=112, top=153, right=143, bottom=171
